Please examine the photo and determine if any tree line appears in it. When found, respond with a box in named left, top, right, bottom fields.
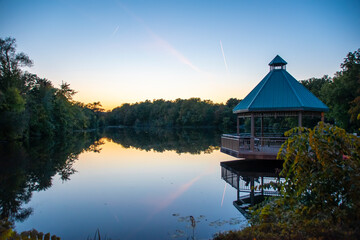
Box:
left=106, top=98, right=239, bottom=130
left=1, top=36, right=359, bottom=141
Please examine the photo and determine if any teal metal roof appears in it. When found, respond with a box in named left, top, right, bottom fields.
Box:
left=269, top=55, right=287, bottom=66
left=233, top=57, right=329, bottom=113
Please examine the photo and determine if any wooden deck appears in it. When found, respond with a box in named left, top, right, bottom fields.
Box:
left=221, top=134, right=287, bottom=160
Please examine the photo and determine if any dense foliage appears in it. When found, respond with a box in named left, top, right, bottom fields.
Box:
left=0, top=223, right=61, bottom=240
left=0, top=37, right=105, bottom=140
left=105, top=97, right=239, bottom=131
left=214, top=122, right=360, bottom=240
left=301, top=49, right=360, bottom=132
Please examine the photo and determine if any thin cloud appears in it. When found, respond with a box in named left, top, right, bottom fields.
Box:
left=148, top=30, right=203, bottom=73
left=118, top=3, right=204, bottom=74
left=220, top=40, right=229, bottom=72
left=112, top=25, right=120, bottom=36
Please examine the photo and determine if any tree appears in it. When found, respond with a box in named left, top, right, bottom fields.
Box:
left=301, top=75, right=331, bottom=99
left=0, top=37, right=33, bottom=139
left=0, top=37, right=104, bottom=140
left=320, top=49, right=360, bottom=132
left=225, top=98, right=241, bottom=109
left=86, top=101, right=105, bottom=128
left=0, top=37, right=32, bottom=92
left=57, top=81, right=77, bottom=100
left=276, top=122, right=360, bottom=237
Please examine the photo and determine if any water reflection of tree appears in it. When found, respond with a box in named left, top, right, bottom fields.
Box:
left=103, top=127, right=221, bottom=154
left=0, top=132, right=104, bottom=223
left=0, top=127, right=221, bottom=228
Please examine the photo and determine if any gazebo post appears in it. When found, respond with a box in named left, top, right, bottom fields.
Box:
left=237, top=175, right=240, bottom=201
left=298, top=111, right=303, bottom=128
left=250, top=113, right=255, bottom=151
left=250, top=177, right=255, bottom=206
left=237, top=115, right=240, bottom=135
left=321, top=112, right=324, bottom=122
left=260, top=114, right=264, bottom=146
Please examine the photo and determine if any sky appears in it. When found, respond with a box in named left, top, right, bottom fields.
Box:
left=1, top=0, right=359, bottom=110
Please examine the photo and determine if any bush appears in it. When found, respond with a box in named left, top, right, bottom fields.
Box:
left=214, top=123, right=360, bottom=240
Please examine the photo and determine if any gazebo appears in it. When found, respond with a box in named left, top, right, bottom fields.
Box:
left=221, top=55, right=329, bottom=159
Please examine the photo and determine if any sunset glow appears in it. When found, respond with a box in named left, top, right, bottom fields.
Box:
left=1, top=0, right=359, bottom=110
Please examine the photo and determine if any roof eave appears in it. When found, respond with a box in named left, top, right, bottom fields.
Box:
left=233, top=107, right=329, bottom=114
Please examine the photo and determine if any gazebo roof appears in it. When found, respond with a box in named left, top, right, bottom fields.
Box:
left=268, top=55, right=287, bottom=66
left=233, top=56, right=329, bottom=114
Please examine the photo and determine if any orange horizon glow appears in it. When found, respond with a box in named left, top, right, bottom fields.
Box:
left=73, top=93, right=247, bottom=111
left=2, top=1, right=357, bottom=114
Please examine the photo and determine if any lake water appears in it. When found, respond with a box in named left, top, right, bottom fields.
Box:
left=0, top=128, right=248, bottom=240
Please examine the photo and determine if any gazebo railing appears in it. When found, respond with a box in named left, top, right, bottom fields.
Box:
left=221, top=134, right=287, bottom=156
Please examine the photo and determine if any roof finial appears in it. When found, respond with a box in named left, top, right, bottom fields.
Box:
left=269, top=55, right=287, bottom=71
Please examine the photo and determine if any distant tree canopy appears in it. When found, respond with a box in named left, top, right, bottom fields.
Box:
left=105, top=97, right=240, bottom=131
left=301, top=49, right=360, bottom=132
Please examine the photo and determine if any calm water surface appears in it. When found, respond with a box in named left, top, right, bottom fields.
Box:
left=1, top=128, right=247, bottom=239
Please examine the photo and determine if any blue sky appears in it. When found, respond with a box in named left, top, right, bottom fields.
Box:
left=1, top=0, right=359, bottom=109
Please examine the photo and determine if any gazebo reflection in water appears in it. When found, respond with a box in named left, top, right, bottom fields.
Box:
left=221, top=159, right=283, bottom=217
left=220, top=55, right=329, bottom=214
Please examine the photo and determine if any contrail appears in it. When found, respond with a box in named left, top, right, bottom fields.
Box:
left=220, top=40, right=229, bottom=72
left=112, top=25, right=120, bottom=36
